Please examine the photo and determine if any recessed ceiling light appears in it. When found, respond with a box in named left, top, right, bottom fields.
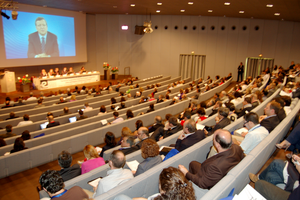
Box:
left=113, top=6, right=117, bottom=8
left=43, top=5, right=47, bottom=7
left=130, top=4, right=135, bottom=7
left=156, top=10, right=160, bottom=13
left=180, top=9, right=185, bottom=12
left=157, top=2, right=162, bottom=5
left=121, top=25, right=128, bottom=30
left=281, top=19, right=284, bottom=21
left=274, top=13, right=280, bottom=16
left=188, top=2, right=194, bottom=5
left=239, top=11, right=244, bottom=14
left=224, top=2, right=230, bottom=5
left=266, top=4, right=273, bottom=7
left=126, top=13, right=129, bottom=15
left=208, top=10, right=213, bottom=12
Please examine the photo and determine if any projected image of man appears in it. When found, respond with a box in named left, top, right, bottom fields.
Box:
left=27, top=17, right=59, bottom=58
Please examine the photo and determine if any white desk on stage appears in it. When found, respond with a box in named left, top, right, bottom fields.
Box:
left=0, top=71, right=16, bottom=93
left=33, top=72, right=100, bottom=90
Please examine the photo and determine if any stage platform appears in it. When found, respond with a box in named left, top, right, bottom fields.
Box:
left=0, top=75, right=131, bottom=104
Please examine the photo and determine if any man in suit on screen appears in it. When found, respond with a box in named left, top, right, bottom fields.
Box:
left=27, top=17, right=59, bottom=58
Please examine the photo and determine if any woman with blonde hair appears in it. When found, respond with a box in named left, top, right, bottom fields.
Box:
left=69, top=95, right=77, bottom=102
left=81, top=144, right=105, bottom=174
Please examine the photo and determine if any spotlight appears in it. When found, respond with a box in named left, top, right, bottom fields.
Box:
left=11, top=10, right=18, bottom=20
left=1, top=11, right=10, bottom=19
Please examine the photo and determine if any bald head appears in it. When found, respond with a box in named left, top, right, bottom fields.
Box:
left=137, top=127, right=149, bottom=140
left=213, top=129, right=232, bottom=153
left=183, top=119, right=196, bottom=134
left=109, top=150, right=126, bottom=169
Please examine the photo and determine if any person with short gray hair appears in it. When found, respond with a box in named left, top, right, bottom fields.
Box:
left=204, top=107, right=231, bottom=136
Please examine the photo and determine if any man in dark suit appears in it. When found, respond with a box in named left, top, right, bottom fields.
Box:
left=237, top=97, right=253, bottom=118
left=259, top=101, right=280, bottom=133
left=134, top=127, right=150, bottom=149
left=27, top=17, right=59, bottom=58
left=237, top=62, right=244, bottom=82
left=150, top=116, right=183, bottom=141
left=178, top=129, right=245, bottom=189
left=205, top=107, right=231, bottom=136
left=119, top=136, right=138, bottom=155
left=292, top=81, right=300, bottom=99
left=57, top=151, right=81, bottom=182
left=46, top=115, right=60, bottom=128
left=148, top=116, right=164, bottom=133
left=175, top=120, right=205, bottom=152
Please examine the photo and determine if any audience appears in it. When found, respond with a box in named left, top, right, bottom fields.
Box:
left=21, top=130, right=31, bottom=141
left=46, top=115, right=60, bottom=128
left=77, top=110, right=88, bottom=121
left=0, top=125, right=16, bottom=138
left=10, top=137, right=28, bottom=154
left=17, top=114, right=33, bottom=126
left=100, top=132, right=117, bottom=157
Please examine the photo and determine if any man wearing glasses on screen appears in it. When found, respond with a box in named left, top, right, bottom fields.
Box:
left=27, top=17, right=59, bottom=58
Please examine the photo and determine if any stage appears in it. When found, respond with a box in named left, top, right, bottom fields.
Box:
left=0, top=74, right=131, bottom=104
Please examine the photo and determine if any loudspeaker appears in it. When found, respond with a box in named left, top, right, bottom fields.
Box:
left=135, top=26, right=145, bottom=35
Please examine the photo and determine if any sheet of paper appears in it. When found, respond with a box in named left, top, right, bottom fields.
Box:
left=235, top=127, right=248, bottom=135
left=159, top=146, right=174, bottom=152
left=126, top=160, right=140, bottom=171
left=88, top=177, right=102, bottom=188
left=233, top=184, right=266, bottom=200
left=196, top=124, right=205, bottom=130
left=101, top=119, right=108, bottom=125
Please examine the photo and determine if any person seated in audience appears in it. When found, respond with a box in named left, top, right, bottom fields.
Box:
left=110, top=105, right=116, bottom=112
left=111, top=97, right=117, bottom=104
left=231, top=112, right=269, bottom=154
left=84, top=102, right=93, bottom=112
left=250, top=154, right=300, bottom=200
left=225, top=102, right=238, bottom=122
left=179, top=110, right=192, bottom=126
left=27, top=92, right=37, bottom=101
left=146, top=103, right=155, bottom=113
left=80, top=86, right=86, bottom=94
left=126, top=109, right=134, bottom=119
left=105, top=82, right=113, bottom=91
left=109, top=111, right=124, bottom=124
left=14, top=97, right=26, bottom=107
left=237, top=97, right=253, bottom=118
left=0, top=125, right=16, bottom=138
left=230, top=91, right=244, bottom=106
left=6, top=112, right=19, bottom=120
left=292, top=81, right=300, bottom=98
left=81, top=144, right=105, bottom=174
left=77, top=110, right=88, bottom=121
left=148, top=116, right=164, bottom=133
left=57, top=151, right=81, bottom=182
left=133, top=120, right=143, bottom=136
left=118, top=126, right=134, bottom=146
left=40, top=92, right=45, bottom=98
left=10, top=137, right=28, bottom=154
left=98, top=105, right=107, bottom=115
left=85, top=91, right=93, bottom=99
left=151, top=116, right=183, bottom=141
left=273, top=97, right=287, bottom=122
left=138, top=96, right=147, bottom=104
left=46, top=115, right=60, bottom=128
left=132, top=139, right=162, bottom=177
left=39, top=170, right=88, bottom=200
left=195, top=107, right=207, bottom=123
left=156, top=95, right=164, bottom=103
left=133, top=127, right=150, bottom=150
left=164, top=94, right=170, bottom=101
left=178, top=129, right=245, bottom=189
left=181, top=94, right=188, bottom=101
left=93, top=150, right=133, bottom=197
left=281, top=96, right=292, bottom=115
left=251, top=94, right=260, bottom=108
left=56, top=97, right=66, bottom=104
left=69, top=95, right=77, bottom=102
left=118, top=136, right=136, bottom=155
left=34, top=99, right=45, bottom=108
left=119, top=102, right=126, bottom=110
left=204, top=107, right=231, bottom=136
left=1, top=99, right=13, bottom=109
left=0, top=138, right=6, bottom=147
left=17, top=114, right=33, bottom=126
left=40, top=69, right=47, bottom=77
left=59, top=107, right=71, bottom=116
left=54, top=67, right=60, bottom=76
left=208, top=101, right=223, bottom=117
left=175, top=120, right=205, bottom=152
left=259, top=101, right=281, bottom=133
left=148, top=94, right=156, bottom=102
left=21, top=130, right=31, bottom=141
left=100, top=132, right=117, bottom=157
left=94, top=90, right=101, bottom=97
left=134, top=91, right=142, bottom=99
left=127, top=93, right=133, bottom=100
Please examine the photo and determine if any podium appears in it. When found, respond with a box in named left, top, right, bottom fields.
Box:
left=0, top=71, right=16, bottom=93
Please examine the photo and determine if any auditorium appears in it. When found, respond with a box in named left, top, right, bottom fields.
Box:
left=0, top=0, right=299, bottom=200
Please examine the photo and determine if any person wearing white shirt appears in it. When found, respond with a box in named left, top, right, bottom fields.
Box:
left=17, top=114, right=33, bottom=127
left=110, top=112, right=124, bottom=124
left=93, top=150, right=133, bottom=197
left=83, top=102, right=93, bottom=112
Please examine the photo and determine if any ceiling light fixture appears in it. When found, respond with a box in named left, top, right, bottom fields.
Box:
left=266, top=4, right=273, bottom=7
left=239, top=11, right=244, bottom=13
left=156, top=10, right=160, bottom=13
left=157, top=3, right=162, bottom=5
left=274, top=13, right=280, bottom=16
left=188, top=2, right=193, bottom=5
left=130, top=4, right=135, bottom=7
left=224, top=2, right=230, bottom=5
left=180, top=9, right=185, bottom=12
left=208, top=10, right=213, bottom=12
left=0, top=1, right=19, bottom=20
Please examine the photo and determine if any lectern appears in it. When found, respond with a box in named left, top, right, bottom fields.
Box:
left=0, top=71, right=16, bottom=93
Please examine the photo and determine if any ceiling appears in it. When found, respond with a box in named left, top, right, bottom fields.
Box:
left=16, top=0, right=300, bottom=22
